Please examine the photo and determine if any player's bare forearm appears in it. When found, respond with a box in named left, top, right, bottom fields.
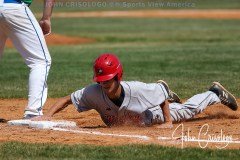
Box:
left=42, top=0, right=55, bottom=19
left=40, top=0, right=55, bottom=35
left=45, top=95, right=72, bottom=117
left=158, top=100, right=173, bottom=128
left=32, top=96, right=72, bottom=121
left=160, top=100, right=172, bottom=122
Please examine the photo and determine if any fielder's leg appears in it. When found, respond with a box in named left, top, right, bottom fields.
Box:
left=0, top=14, right=7, bottom=58
left=3, top=4, right=51, bottom=117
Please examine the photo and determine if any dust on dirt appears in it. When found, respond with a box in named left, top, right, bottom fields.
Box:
left=0, top=98, right=240, bottom=149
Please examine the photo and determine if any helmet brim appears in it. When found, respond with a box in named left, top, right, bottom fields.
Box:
left=93, top=73, right=117, bottom=82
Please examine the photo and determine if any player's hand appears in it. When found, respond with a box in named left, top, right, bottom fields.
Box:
left=31, top=115, right=51, bottom=121
left=156, top=122, right=173, bottom=129
left=39, top=18, right=51, bottom=36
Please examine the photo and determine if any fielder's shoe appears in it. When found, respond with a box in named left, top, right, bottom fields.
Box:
left=23, top=114, right=38, bottom=120
left=0, top=118, right=7, bottom=123
left=157, top=80, right=181, bottom=103
left=209, top=82, right=238, bottom=111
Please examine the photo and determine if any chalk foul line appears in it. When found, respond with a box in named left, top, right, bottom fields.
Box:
left=52, top=127, right=150, bottom=141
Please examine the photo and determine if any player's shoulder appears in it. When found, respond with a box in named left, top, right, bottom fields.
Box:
left=72, top=83, right=102, bottom=100
left=72, top=83, right=100, bottom=95
left=83, top=83, right=101, bottom=93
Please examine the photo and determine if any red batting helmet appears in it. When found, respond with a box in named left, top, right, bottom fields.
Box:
left=93, top=53, right=123, bottom=82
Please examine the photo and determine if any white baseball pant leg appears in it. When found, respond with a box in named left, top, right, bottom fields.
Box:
left=0, top=3, right=51, bottom=116
left=145, top=91, right=221, bottom=125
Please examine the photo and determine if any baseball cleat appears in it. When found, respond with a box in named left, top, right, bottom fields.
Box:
left=168, top=91, right=182, bottom=103
left=157, top=80, right=181, bottom=103
left=0, top=118, right=7, bottom=123
left=209, top=82, right=238, bottom=111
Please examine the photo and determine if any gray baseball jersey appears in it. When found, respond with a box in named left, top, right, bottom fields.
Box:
left=71, top=81, right=220, bottom=126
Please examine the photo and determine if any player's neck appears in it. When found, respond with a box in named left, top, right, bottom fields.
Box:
left=108, top=84, right=122, bottom=100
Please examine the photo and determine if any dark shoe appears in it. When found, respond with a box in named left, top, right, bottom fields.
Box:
left=23, top=114, right=38, bottom=119
left=209, top=82, right=238, bottom=111
left=157, top=80, right=181, bottom=103
left=0, top=118, right=7, bottom=123
left=168, top=91, right=181, bottom=103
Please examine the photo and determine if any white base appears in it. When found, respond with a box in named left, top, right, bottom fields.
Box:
left=8, top=119, right=77, bottom=129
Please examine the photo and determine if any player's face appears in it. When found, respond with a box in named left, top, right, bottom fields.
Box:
left=99, top=78, right=119, bottom=97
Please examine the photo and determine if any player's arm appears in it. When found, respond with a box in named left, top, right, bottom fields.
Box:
left=46, top=95, right=72, bottom=117
left=32, top=95, right=72, bottom=120
left=157, top=100, right=173, bottom=129
left=40, top=0, right=55, bottom=35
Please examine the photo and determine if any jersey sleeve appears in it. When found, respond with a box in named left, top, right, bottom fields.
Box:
left=70, top=87, right=92, bottom=112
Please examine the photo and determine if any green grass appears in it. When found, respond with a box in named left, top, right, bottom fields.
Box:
left=0, top=142, right=240, bottom=160
left=30, top=0, right=240, bottom=13
left=0, top=18, right=239, bottom=98
left=51, top=18, right=240, bottom=42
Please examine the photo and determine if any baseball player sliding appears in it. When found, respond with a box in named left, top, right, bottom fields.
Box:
left=34, top=53, right=238, bottom=128
left=0, top=0, right=55, bottom=119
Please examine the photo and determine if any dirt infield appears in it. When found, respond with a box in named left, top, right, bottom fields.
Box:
left=0, top=98, right=240, bottom=149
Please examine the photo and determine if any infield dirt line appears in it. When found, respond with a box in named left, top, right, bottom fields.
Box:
left=52, top=127, right=151, bottom=141
left=36, top=9, right=240, bottom=19
left=53, top=127, right=238, bottom=144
